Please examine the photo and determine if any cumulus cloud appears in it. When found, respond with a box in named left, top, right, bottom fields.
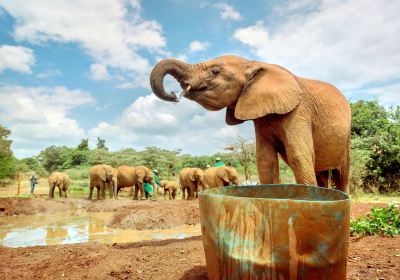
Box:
left=0, top=44, right=35, bottom=74
left=0, top=0, right=167, bottom=88
left=0, top=85, right=95, bottom=157
left=188, top=41, right=210, bottom=53
left=214, top=3, right=242, bottom=21
left=88, top=94, right=254, bottom=155
left=90, top=63, right=111, bottom=81
left=233, top=0, right=400, bottom=95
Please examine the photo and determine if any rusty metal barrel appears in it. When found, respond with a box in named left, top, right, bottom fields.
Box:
left=198, top=184, right=350, bottom=280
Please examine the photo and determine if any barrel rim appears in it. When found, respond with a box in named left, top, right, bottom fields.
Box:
left=198, top=184, right=350, bottom=202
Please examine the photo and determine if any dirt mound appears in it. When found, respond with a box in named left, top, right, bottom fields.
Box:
left=0, top=198, right=73, bottom=216
left=108, top=201, right=200, bottom=230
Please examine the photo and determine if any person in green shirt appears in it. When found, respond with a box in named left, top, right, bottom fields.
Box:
left=144, top=169, right=160, bottom=200
left=214, top=157, right=225, bottom=167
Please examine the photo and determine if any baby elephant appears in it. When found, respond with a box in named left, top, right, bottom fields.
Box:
left=160, top=180, right=178, bottom=200
left=204, top=166, right=240, bottom=189
left=48, top=172, right=70, bottom=198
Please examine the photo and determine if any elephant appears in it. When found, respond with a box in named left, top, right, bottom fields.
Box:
left=179, top=168, right=206, bottom=200
left=88, top=164, right=117, bottom=200
left=150, top=56, right=351, bottom=193
left=204, top=166, right=240, bottom=189
left=160, top=180, right=178, bottom=200
left=48, top=172, right=70, bottom=198
left=116, top=165, right=157, bottom=200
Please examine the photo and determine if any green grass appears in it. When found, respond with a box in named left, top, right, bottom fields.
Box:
left=350, top=203, right=400, bottom=237
left=351, top=192, right=400, bottom=203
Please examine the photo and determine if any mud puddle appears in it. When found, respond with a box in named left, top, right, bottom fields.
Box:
left=0, top=212, right=201, bottom=248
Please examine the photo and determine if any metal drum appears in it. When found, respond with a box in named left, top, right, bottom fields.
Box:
left=198, top=184, right=350, bottom=280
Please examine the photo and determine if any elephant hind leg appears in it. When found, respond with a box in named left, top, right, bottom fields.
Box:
left=316, top=171, right=330, bottom=188
left=332, top=167, right=349, bottom=193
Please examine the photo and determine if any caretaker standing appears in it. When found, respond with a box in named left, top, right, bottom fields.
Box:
left=30, top=173, right=37, bottom=194
left=214, top=157, right=225, bottom=167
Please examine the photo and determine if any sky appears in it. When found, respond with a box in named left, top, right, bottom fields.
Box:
left=0, top=0, right=399, bottom=159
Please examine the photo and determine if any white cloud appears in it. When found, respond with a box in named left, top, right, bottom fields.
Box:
left=0, top=0, right=167, bottom=88
left=233, top=0, right=400, bottom=93
left=89, top=94, right=254, bottom=155
left=90, top=63, right=111, bottom=81
left=0, top=44, right=35, bottom=74
left=0, top=85, right=95, bottom=157
left=36, top=69, right=62, bottom=80
left=188, top=41, right=210, bottom=53
left=214, top=3, right=242, bottom=21
left=348, top=82, right=400, bottom=107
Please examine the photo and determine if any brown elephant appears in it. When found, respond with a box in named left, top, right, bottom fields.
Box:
left=204, top=166, right=240, bottom=189
left=179, top=168, right=206, bottom=200
left=116, top=165, right=156, bottom=200
left=88, top=164, right=117, bottom=200
left=48, top=172, right=70, bottom=198
left=160, top=180, right=178, bottom=200
left=150, top=56, right=351, bottom=192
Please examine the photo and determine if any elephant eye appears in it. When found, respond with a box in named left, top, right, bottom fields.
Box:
left=210, top=67, right=221, bottom=75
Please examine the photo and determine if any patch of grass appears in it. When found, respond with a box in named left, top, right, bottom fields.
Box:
left=350, top=203, right=400, bottom=237
left=351, top=192, right=400, bottom=203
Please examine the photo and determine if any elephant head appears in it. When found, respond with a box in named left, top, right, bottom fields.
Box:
left=160, top=179, right=168, bottom=189
left=99, top=164, right=118, bottom=198
left=136, top=166, right=155, bottom=184
left=150, top=56, right=302, bottom=125
left=190, top=168, right=206, bottom=190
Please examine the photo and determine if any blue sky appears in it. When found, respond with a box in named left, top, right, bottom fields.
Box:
left=0, top=0, right=399, bottom=158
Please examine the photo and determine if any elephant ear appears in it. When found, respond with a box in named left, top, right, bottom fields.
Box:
left=136, top=167, right=145, bottom=183
left=225, top=107, right=245, bottom=126
left=189, top=170, right=195, bottom=182
left=99, top=169, right=107, bottom=181
left=55, top=177, right=62, bottom=185
left=234, top=64, right=302, bottom=120
left=217, top=168, right=230, bottom=183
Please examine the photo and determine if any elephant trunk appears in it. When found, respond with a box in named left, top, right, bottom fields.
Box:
left=150, top=59, right=191, bottom=102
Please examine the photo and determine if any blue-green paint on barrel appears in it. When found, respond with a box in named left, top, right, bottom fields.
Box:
left=198, top=184, right=350, bottom=280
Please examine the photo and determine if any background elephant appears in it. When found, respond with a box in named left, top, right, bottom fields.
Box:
left=204, top=166, right=240, bottom=189
left=151, top=56, right=351, bottom=192
left=116, top=165, right=156, bottom=200
left=48, top=172, right=70, bottom=198
left=160, top=180, right=178, bottom=200
left=88, top=164, right=117, bottom=200
left=179, top=168, right=206, bottom=200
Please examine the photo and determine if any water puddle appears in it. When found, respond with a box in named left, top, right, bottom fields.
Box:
left=0, top=212, right=201, bottom=248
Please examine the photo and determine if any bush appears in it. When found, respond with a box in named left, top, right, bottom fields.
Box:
left=350, top=203, right=400, bottom=237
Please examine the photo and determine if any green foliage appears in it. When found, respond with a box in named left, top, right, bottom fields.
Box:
left=350, top=203, right=400, bottom=237
left=0, top=125, right=15, bottom=179
left=362, top=106, right=400, bottom=193
left=96, top=137, right=108, bottom=150
left=38, top=145, right=72, bottom=172
left=351, top=100, right=388, bottom=137
left=77, top=138, right=89, bottom=151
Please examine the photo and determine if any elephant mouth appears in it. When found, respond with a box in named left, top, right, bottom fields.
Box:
left=181, top=84, right=215, bottom=100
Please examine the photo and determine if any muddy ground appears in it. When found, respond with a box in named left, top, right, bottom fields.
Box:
left=0, top=198, right=399, bottom=279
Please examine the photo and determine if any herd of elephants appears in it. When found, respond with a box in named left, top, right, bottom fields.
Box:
left=48, top=164, right=240, bottom=200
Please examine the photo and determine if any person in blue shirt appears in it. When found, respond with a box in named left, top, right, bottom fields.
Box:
left=30, top=173, right=37, bottom=194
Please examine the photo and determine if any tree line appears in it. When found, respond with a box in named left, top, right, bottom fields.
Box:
left=0, top=100, right=399, bottom=193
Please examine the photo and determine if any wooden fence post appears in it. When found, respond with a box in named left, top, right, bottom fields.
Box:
left=17, top=172, right=21, bottom=196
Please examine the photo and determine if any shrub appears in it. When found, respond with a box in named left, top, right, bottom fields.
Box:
left=350, top=203, right=400, bottom=237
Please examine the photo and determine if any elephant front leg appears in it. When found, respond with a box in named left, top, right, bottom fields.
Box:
left=87, top=185, right=94, bottom=200
left=286, top=140, right=317, bottom=185
left=133, top=185, right=139, bottom=200
left=256, top=140, right=280, bottom=184
left=49, top=185, right=55, bottom=198
left=139, top=183, right=145, bottom=200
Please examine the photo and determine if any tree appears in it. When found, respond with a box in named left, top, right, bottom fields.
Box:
left=225, top=136, right=256, bottom=180
left=38, top=145, right=71, bottom=172
left=77, top=138, right=89, bottom=151
left=362, top=106, right=400, bottom=193
left=96, top=137, right=108, bottom=150
left=351, top=100, right=388, bottom=138
left=0, top=125, right=15, bottom=179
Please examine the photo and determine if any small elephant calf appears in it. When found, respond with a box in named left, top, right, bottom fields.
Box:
left=160, top=180, right=178, bottom=200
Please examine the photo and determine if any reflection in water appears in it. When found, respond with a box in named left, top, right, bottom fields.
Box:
left=0, top=212, right=201, bottom=248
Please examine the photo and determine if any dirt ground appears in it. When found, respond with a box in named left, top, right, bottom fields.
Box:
left=0, top=199, right=399, bottom=279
